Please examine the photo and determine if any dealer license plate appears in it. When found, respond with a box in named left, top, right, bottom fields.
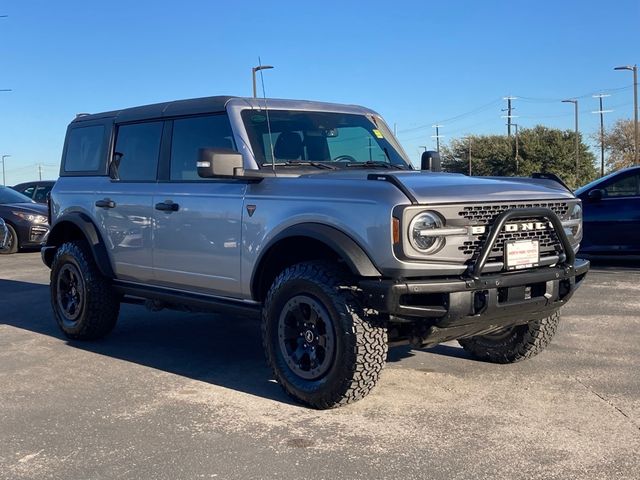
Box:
left=504, top=240, right=540, bottom=271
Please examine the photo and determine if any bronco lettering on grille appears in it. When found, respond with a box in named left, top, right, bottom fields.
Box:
left=471, top=222, right=548, bottom=235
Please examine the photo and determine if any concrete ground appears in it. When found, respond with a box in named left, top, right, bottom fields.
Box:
left=0, top=253, right=638, bottom=480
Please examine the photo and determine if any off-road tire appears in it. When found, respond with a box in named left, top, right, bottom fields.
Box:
left=50, top=240, right=120, bottom=340
left=262, top=261, right=387, bottom=409
left=458, top=312, right=561, bottom=364
left=0, top=223, right=18, bottom=254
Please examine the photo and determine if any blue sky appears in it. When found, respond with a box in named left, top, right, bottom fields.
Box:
left=0, top=0, right=638, bottom=184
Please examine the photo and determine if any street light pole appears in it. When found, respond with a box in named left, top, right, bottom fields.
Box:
left=1, top=155, right=10, bottom=186
left=592, top=94, right=612, bottom=176
left=562, top=99, right=579, bottom=185
left=252, top=65, right=274, bottom=98
left=467, top=137, right=472, bottom=176
left=614, top=65, right=638, bottom=164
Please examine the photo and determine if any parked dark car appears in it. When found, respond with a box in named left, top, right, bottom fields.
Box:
left=11, top=180, right=56, bottom=204
left=0, top=186, right=50, bottom=254
left=576, top=166, right=640, bottom=256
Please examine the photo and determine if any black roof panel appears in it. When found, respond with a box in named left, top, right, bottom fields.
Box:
left=72, top=96, right=238, bottom=124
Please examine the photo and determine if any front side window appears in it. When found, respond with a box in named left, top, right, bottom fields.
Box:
left=604, top=174, right=639, bottom=197
left=170, top=115, right=236, bottom=180
left=241, top=110, right=411, bottom=168
left=64, top=125, right=105, bottom=172
left=113, top=122, right=163, bottom=181
left=19, top=186, right=35, bottom=198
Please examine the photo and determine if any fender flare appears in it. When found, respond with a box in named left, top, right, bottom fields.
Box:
left=43, top=212, right=115, bottom=278
left=251, top=223, right=381, bottom=297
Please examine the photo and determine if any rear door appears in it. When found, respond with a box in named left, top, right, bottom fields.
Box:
left=93, top=121, right=163, bottom=282
left=152, top=113, right=246, bottom=297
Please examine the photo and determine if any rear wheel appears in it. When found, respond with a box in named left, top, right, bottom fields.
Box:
left=0, top=224, right=18, bottom=254
left=458, top=312, right=561, bottom=363
left=262, top=262, right=387, bottom=409
left=50, top=241, right=120, bottom=340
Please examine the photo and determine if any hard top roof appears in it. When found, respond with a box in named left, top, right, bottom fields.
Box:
left=72, top=95, right=375, bottom=123
left=71, top=96, right=377, bottom=124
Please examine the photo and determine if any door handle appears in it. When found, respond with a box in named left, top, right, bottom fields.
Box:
left=95, top=199, right=116, bottom=209
left=155, top=201, right=180, bottom=212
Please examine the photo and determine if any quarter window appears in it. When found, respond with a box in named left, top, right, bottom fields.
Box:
left=114, top=122, right=163, bottom=181
left=64, top=125, right=105, bottom=172
left=170, top=115, right=236, bottom=181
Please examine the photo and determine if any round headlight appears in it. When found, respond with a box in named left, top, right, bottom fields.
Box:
left=409, top=211, right=444, bottom=254
left=567, top=202, right=583, bottom=241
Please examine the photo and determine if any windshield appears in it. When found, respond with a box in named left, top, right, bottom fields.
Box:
left=241, top=110, right=412, bottom=169
left=0, top=186, right=34, bottom=204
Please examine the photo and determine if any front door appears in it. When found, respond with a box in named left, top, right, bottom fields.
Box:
left=152, top=114, right=246, bottom=297
left=582, top=171, right=640, bottom=253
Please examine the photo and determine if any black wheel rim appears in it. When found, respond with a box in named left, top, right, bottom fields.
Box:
left=278, top=295, right=335, bottom=380
left=56, top=263, right=84, bottom=324
left=3, top=228, right=14, bottom=251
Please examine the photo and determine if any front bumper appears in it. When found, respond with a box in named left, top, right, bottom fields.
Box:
left=360, top=258, right=589, bottom=345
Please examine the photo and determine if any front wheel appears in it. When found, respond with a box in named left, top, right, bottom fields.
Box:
left=0, top=224, right=18, bottom=254
left=458, top=312, right=561, bottom=363
left=262, top=262, right=387, bottom=409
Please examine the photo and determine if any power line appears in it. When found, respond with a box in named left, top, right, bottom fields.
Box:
left=397, top=98, right=502, bottom=135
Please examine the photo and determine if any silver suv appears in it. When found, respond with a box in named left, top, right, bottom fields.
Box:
left=42, top=96, right=589, bottom=408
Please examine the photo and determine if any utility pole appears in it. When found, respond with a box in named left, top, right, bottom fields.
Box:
left=431, top=124, right=443, bottom=153
left=511, top=123, right=520, bottom=174
left=592, top=94, right=612, bottom=176
left=502, top=96, right=518, bottom=136
left=614, top=65, right=638, bottom=164
left=37, top=164, right=43, bottom=181
left=468, top=137, right=472, bottom=176
left=562, top=99, right=579, bottom=186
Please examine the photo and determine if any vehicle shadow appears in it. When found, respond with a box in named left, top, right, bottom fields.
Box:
left=1, top=278, right=473, bottom=403
left=0, top=278, right=295, bottom=405
left=582, top=257, right=640, bottom=271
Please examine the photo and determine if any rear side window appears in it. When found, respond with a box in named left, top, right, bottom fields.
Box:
left=64, top=125, right=105, bottom=172
left=170, top=115, right=236, bottom=180
left=114, top=122, right=163, bottom=181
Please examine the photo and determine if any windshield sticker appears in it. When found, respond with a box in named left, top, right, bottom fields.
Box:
left=372, top=129, right=384, bottom=139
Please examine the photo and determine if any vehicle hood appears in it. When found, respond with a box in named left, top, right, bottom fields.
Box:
left=0, top=202, right=48, bottom=215
left=305, top=170, right=575, bottom=203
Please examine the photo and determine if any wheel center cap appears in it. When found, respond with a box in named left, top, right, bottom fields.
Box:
left=304, top=330, right=314, bottom=343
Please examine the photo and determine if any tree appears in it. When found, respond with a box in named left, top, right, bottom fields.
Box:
left=441, top=125, right=597, bottom=187
left=601, top=119, right=635, bottom=171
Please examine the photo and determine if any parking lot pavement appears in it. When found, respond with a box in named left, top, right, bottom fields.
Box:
left=0, top=253, right=639, bottom=480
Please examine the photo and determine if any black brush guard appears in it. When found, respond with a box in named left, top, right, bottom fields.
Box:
left=360, top=208, right=589, bottom=345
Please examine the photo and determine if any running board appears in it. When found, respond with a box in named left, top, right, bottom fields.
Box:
left=112, top=281, right=262, bottom=318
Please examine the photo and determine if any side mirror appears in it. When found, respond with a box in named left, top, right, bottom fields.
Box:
left=588, top=189, right=604, bottom=201
left=421, top=151, right=441, bottom=172
left=197, top=148, right=244, bottom=178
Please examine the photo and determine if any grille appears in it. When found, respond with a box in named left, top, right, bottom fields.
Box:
left=456, top=202, right=568, bottom=264
left=458, top=221, right=561, bottom=260
left=458, top=202, right=569, bottom=223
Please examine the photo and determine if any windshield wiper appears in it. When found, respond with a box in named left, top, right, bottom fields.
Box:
left=262, top=161, right=337, bottom=170
left=345, top=161, right=404, bottom=170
